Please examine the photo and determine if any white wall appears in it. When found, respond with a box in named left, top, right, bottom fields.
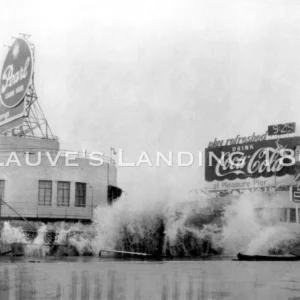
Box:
left=0, top=137, right=118, bottom=221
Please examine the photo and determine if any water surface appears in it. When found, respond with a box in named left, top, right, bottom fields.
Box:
left=0, top=257, right=300, bottom=300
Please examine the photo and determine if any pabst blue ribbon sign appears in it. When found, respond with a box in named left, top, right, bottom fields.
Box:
left=0, top=38, right=33, bottom=132
left=205, top=136, right=300, bottom=190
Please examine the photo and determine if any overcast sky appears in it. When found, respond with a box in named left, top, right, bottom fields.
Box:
left=1, top=0, right=300, bottom=202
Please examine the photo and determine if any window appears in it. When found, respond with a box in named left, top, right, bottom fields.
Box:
left=0, top=180, right=4, bottom=203
left=57, top=181, right=70, bottom=206
left=38, top=180, right=52, bottom=206
left=75, top=182, right=86, bottom=207
left=280, top=208, right=288, bottom=222
left=290, top=208, right=297, bottom=223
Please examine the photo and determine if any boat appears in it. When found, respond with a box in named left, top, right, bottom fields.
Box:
left=236, top=252, right=300, bottom=261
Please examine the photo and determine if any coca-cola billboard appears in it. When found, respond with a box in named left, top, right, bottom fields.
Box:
left=205, top=136, right=300, bottom=189
left=0, top=38, right=33, bottom=132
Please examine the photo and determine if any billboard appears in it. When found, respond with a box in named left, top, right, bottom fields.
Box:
left=205, top=136, right=300, bottom=190
left=0, top=38, right=33, bottom=133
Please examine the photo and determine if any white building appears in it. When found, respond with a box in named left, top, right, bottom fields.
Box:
left=0, top=135, right=120, bottom=222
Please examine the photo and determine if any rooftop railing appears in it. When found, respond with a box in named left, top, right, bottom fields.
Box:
left=0, top=201, right=97, bottom=220
left=0, top=134, right=60, bottom=142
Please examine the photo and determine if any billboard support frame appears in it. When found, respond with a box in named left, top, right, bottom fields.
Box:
left=21, top=82, right=55, bottom=139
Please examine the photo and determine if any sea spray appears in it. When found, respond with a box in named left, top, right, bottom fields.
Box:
left=92, top=197, right=222, bottom=256
left=0, top=199, right=223, bottom=257
left=1, top=221, right=27, bottom=244
left=221, top=191, right=298, bottom=255
left=24, top=224, right=49, bottom=256
left=3, top=191, right=297, bottom=257
left=92, top=199, right=167, bottom=255
left=221, top=193, right=262, bottom=254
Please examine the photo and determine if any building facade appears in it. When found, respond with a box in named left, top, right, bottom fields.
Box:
left=0, top=135, right=120, bottom=222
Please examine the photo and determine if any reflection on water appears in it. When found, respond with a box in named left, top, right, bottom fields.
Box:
left=0, top=257, right=300, bottom=299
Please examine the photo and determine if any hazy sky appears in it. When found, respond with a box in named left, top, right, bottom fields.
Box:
left=1, top=0, right=300, bottom=201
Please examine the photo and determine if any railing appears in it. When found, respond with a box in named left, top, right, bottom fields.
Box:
left=0, top=134, right=59, bottom=142
left=0, top=148, right=115, bottom=164
left=0, top=202, right=96, bottom=220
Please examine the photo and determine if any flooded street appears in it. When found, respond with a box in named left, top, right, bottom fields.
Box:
left=0, top=257, right=300, bottom=300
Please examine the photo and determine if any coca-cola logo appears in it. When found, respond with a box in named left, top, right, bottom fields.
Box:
left=215, top=147, right=289, bottom=177
left=0, top=38, right=33, bottom=108
left=205, top=137, right=298, bottom=182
